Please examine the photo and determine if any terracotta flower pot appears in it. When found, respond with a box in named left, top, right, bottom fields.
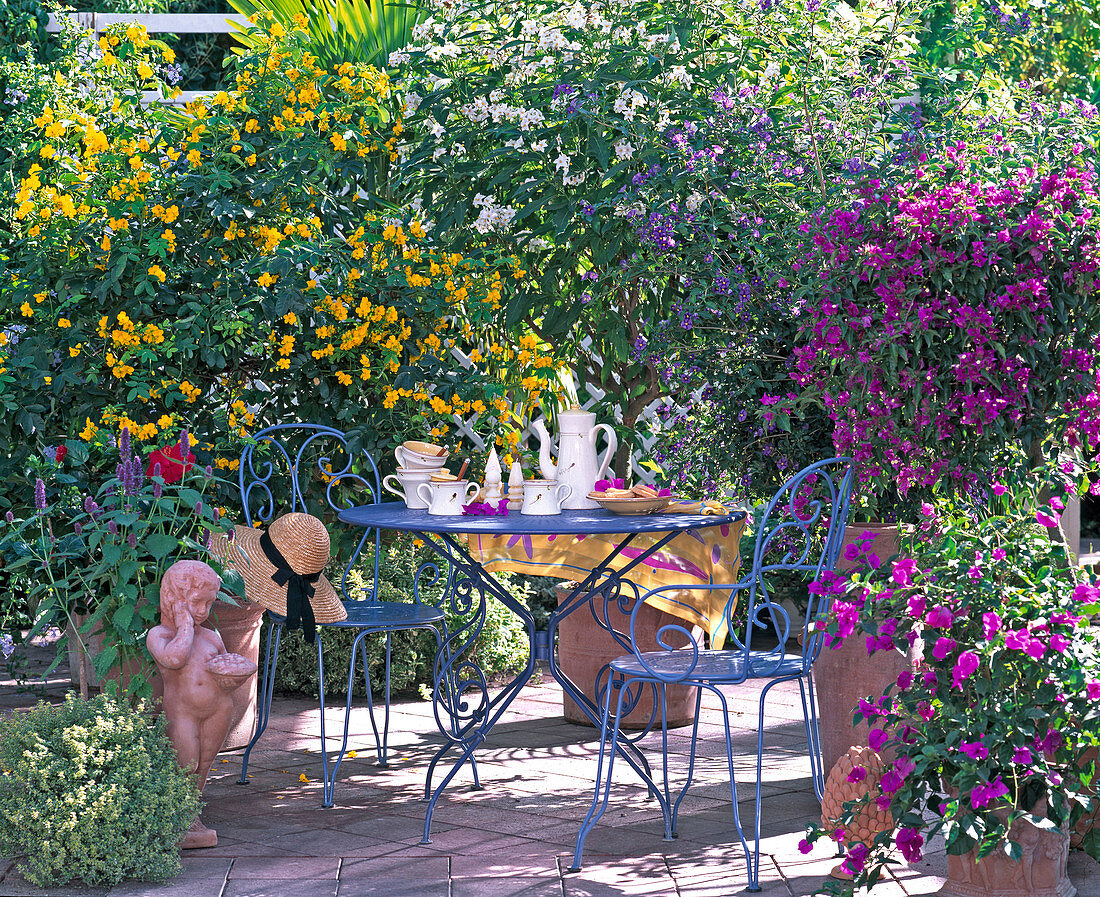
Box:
left=555, top=586, right=701, bottom=729
left=207, top=595, right=266, bottom=751
left=939, top=801, right=1076, bottom=897
left=67, top=596, right=263, bottom=752
left=813, top=522, right=916, bottom=774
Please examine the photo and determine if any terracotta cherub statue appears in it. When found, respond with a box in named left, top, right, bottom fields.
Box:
left=148, top=559, right=257, bottom=849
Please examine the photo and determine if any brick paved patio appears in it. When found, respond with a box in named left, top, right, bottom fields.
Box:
left=2, top=668, right=1098, bottom=897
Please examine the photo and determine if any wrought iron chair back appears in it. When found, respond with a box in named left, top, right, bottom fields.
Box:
left=570, top=457, right=856, bottom=893
left=233, top=422, right=454, bottom=806
left=238, top=423, right=382, bottom=603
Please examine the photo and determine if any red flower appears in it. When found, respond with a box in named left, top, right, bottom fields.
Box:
left=146, top=443, right=195, bottom=484
left=53, top=445, right=67, bottom=464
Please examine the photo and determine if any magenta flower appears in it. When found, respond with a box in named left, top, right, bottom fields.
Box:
left=982, top=611, right=1002, bottom=639
left=959, top=740, right=988, bottom=761
left=924, top=605, right=955, bottom=628
left=1036, top=508, right=1060, bottom=528
left=896, top=827, right=924, bottom=863
left=869, top=728, right=888, bottom=751
left=931, top=636, right=957, bottom=660
left=970, top=777, right=1009, bottom=809
left=952, top=650, right=980, bottom=689
left=891, top=557, right=918, bottom=586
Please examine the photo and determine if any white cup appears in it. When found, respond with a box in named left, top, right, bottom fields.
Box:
left=416, top=479, right=481, bottom=515
left=383, top=468, right=434, bottom=509
left=395, top=444, right=449, bottom=470
left=520, top=479, right=573, bottom=515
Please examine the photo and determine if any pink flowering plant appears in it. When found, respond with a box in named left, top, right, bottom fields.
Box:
left=803, top=506, right=1100, bottom=893
left=793, top=122, right=1100, bottom=515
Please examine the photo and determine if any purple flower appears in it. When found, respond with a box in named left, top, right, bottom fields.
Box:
left=127, top=532, right=137, bottom=549
left=924, top=605, right=954, bottom=628
left=178, top=430, right=190, bottom=460
left=959, top=739, right=988, bottom=761
left=970, top=776, right=1009, bottom=809
left=4, top=511, right=13, bottom=524
left=108, top=520, right=119, bottom=535
left=119, top=426, right=131, bottom=461
left=35, top=478, right=47, bottom=512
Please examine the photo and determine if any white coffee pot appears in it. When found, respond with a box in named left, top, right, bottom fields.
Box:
left=532, top=406, right=617, bottom=510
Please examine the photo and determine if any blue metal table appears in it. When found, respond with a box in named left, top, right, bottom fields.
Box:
left=337, top=503, right=747, bottom=843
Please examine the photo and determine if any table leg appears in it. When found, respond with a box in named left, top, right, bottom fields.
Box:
left=413, top=531, right=537, bottom=844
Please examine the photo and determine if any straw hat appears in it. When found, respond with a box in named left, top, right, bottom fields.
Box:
left=209, top=514, right=347, bottom=639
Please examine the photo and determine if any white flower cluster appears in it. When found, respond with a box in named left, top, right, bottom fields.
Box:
left=472, top=193, right=517, bottom=234
left=612, top=87, right=647, bottom=120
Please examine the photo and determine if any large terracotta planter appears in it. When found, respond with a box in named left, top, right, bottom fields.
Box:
left=939, top=805, right=1075, bottom=897
left=813, top=522, right=914, bottom=774
left=555, top=586, right=701, bottom=729
left=208, top=595, right=266, bottom=751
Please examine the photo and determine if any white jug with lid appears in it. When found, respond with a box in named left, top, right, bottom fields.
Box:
left=532, top=406, right=617, bottom=510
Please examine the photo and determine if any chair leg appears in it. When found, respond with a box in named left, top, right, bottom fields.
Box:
left=238, top=620, right=281, bottom=784
left=670, top=686, right=704, bottom=836
left=713, top=687, right=757, bottom=893
left=423, top=624, right=481, bottom=804
left=361, top=631, right=392, bottom=768
left=799, top=674, right=825, bottom=801
left=570, top=673, right=629, bottom=872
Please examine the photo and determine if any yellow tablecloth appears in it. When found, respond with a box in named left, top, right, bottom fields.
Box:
left=466, top=517, right=748, bottom=645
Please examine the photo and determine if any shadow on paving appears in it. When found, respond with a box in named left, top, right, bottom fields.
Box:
left=3, top=674, right=1099, bottom=896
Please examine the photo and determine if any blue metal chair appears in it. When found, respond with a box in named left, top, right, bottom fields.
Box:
left=569, top=457, right=855, bottom=892
left=233, top=423, right=472, bottom=806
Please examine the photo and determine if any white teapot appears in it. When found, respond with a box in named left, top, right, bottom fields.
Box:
left=532, top=406, right=617, bottom=510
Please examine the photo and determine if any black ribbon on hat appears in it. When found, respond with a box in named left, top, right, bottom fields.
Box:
left=259, top=530, right=319, bottom=643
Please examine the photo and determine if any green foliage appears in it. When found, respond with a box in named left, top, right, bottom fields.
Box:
left=0, top=0, right=50, bottom=63
left=1, top=432, right=234, bottom=697
left=0, top=692, right=200, bottom=887
left=396, top=0, right=747, bottom=438
left=228, top=0, right=427, bottom=74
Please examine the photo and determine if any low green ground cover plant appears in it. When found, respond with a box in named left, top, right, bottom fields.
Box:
left=0, top=692, right=200, bottom=887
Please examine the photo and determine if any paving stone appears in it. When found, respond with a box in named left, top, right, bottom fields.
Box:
left=222, top=881, right=337, bottom=897
left=229, top=858, right=340, bottom=879
left=453, top=877, right=563, bottom=897
left=339, top=856, right=449, bottom=881
left=105, top=858, right=232, bottom=897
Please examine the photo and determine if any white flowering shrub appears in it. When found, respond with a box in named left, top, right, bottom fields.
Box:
left=397, top=0, right=743, bottom=432
left=0, top=693, right=200, bottom=887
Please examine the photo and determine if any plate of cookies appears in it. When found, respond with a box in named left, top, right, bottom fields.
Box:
left=588, top=483, right=672, bottom=515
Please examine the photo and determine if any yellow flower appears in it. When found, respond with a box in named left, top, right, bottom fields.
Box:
left=158, top=414, right=174, bottom=428
left=246, top=153, right=257, bottom=166
left=187, top=148, right=202, bottom=167
left=58, top=318, right=71, bottom=328
left=69, top=344, right=82, bottom=357
left=39, top=145, right=54, bottom=159
left=282, top=311, right=298, bottom=325
left=80, top=418, right=98, bottom=441
left=137, top=62, right=153, bottom=80
left=335, top=371, right=352, bottom=386
left=298, top=772, right=308, bottom=783
left=148, top=264, right=166, bottom=283
left=163, top=47, right=176, bottom=63
left=20, top=303, right=33, bottom=318
left=257, top=272, right=277, bottom=288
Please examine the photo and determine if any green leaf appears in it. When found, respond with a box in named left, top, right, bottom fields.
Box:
left=144, top=533, right=179, bottom=560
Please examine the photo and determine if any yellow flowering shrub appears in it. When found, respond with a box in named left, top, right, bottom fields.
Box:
left=0, top=16, right=561, bottom=495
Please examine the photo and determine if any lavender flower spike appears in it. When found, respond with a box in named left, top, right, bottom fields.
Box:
left=179, top=430, right=190, bottom=460
left=120, top=426, right=131, bottom=461
left=35, top=478, right=47, bottom=512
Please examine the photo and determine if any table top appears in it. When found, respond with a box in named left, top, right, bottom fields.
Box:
left=338, top=502, right=746, bottom=535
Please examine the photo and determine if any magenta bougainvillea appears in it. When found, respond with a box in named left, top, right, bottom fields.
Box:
left=794, top=140, right=1100, bottom=503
